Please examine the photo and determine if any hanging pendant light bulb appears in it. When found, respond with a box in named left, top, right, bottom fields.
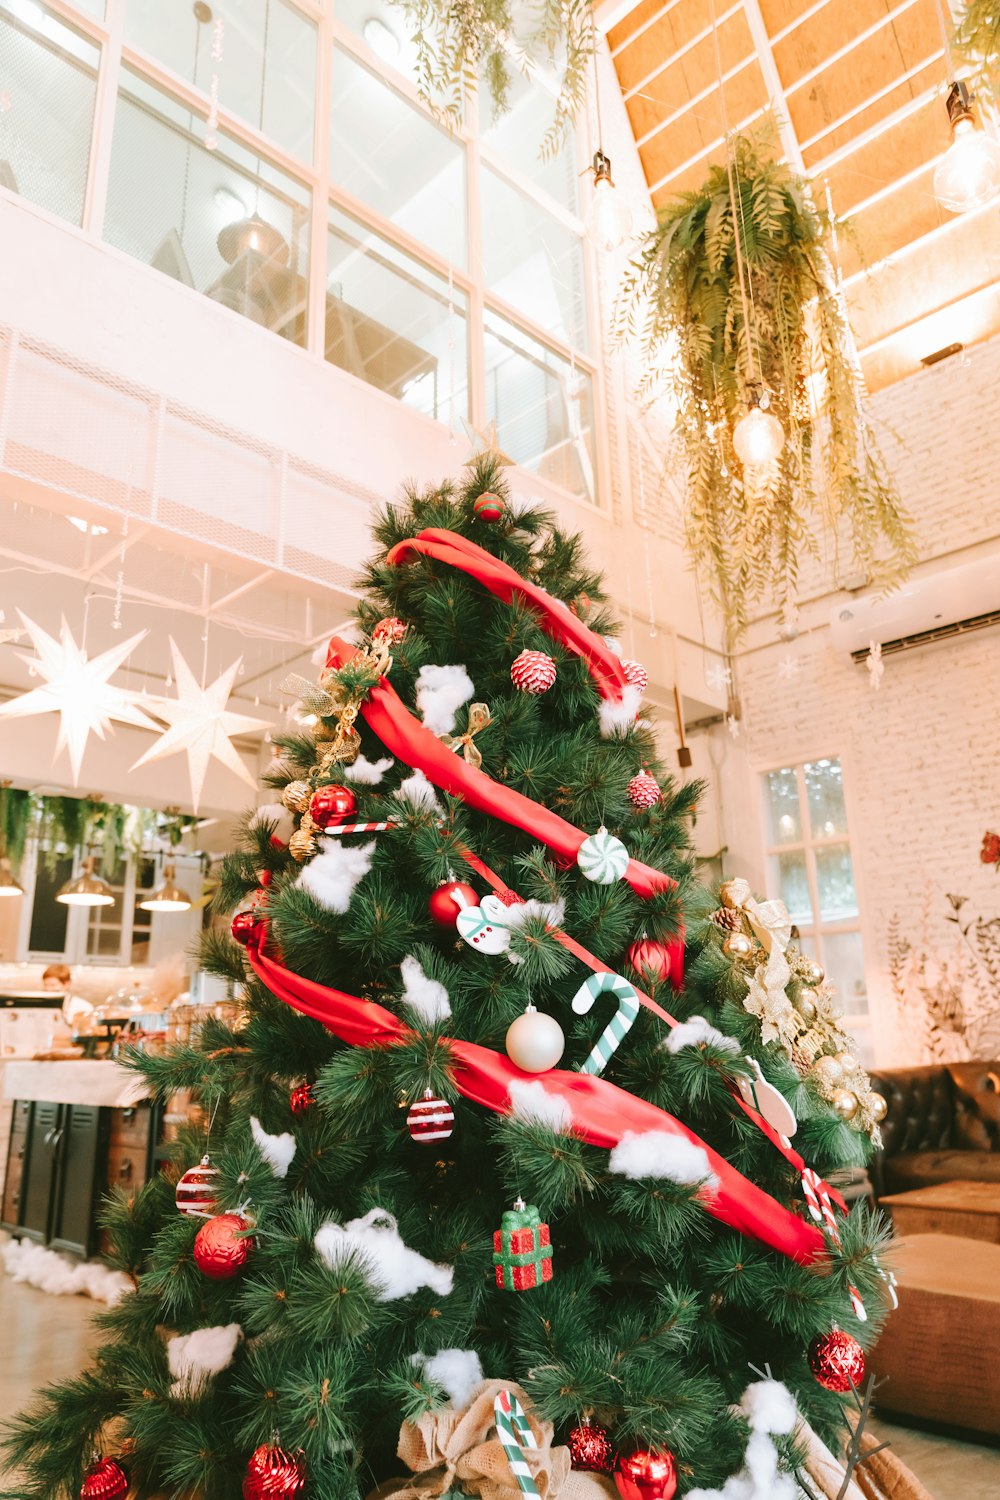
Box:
left=0, top=855, right=22, bottom=898
left=933, top=81, right=1000, bottom=213
left=586, top=149, right=632, bottom=252
left=733, top=390, right=785, bottom=466
left=56, top=853, right=115, bottom=907
left=139, top=861, right=192, bottom=913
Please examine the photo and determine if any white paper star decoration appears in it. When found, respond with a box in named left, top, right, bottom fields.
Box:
left=777, top=654, right=800, bottom=681
left=706, top=662, right=732, bottom=692
left=133, top=641, right=273, bottom=811
left=0, top=613, right=156, bottom=783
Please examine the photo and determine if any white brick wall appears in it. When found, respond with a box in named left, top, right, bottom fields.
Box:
left=708, top=331, right=1000, bottom=1065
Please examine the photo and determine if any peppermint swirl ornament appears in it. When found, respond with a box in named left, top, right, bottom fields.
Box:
left=577, top=827, right=629, bottom=884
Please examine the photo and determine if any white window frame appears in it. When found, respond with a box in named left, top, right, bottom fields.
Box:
left=16, top=838, right=152, bottom=966
left=760, top=757, right=869, bottom=1035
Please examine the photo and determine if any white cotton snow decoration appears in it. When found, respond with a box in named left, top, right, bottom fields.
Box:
left=409, top=1347, right=484, bottom=1409
left=249, top=802, right=293, bottom=840
left=740, top=1379, right=797, bottom=1436
left=297, top=840, right=376, bottom=914
left=686, top=1380, right=800, bottom=1500
left=344, top=753, right=394, bottom=785
left=608, top=1130, right=719, bottom=1190
left=250, top=1116, right=296, bottom=1179
left=166, top=1323, right=242, bottom=1399
left=314, top=1208, right=454, bottom=1301
left=503, top=898, right=566, bottom=932
left=415, top=663, right=474, bottom=736
left=400, top=954, right=452, bottom=1023
left=1, top=1235, right=130, bottom=1304
left=394, top=769, right=442, bottom=814
left=598, top=684, right=643, bottom=739
left=663, top=1016, right=741, bottom=1056
left=508, top=1078, right=572, bottom=1132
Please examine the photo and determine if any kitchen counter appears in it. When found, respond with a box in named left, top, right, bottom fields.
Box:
left=2, top=1059, right=148, bottom=1108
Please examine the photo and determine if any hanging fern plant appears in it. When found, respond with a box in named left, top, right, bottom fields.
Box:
left=618, top=129, right=917, bottom=648
left=954, top=0, right=1000, bottom=98
left=391, top=0, right=592, bottom=152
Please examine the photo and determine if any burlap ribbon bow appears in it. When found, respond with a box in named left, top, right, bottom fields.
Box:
left=369, top=1380, right=616, bottom=1500
left=720, top=878, right=795, bottom=1044
left=443, top=703, right=492, bottom=768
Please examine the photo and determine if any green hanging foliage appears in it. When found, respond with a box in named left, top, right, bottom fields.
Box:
left=388, top=0, right=593, bottom=155
left=617, top=128, right=918, bottom=649
left=954, top=0, right=1000, bottom=97
left=0, top=783, right=32, bottom=870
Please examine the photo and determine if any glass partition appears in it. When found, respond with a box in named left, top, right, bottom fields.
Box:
left=0, top=0, right=99, bottom=225
left=480, top=165, right=587, bottom=351
left=480, top=69, right=579, bottom=215
left=105, top=68, right=311, bottom=345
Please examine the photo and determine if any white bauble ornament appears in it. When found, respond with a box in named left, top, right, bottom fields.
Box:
left=505, top=1005, right=565, bottom=1073
left=577, top=827, right=629, bottom=885
left=813, top=1055, right=844, bottom=1090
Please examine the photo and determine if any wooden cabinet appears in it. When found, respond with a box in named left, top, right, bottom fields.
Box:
left=1, top=1100, right=161, bottom=1258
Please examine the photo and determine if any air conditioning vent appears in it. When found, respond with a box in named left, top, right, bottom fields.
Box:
left=830, top=553, right=1000, bottom=658
left=847, top=607, right=1000, bottom=662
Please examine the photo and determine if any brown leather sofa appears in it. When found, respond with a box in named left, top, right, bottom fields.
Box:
left=868, top=1060, right=1000, bottom=1196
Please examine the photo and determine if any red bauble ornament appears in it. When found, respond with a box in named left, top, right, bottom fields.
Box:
left=231, top=909, right=263, bottom=947
left=309, top=784, right=356, bottom=829
left=242, top=1445, right=307, bottom=1500
left=511, top=649, right=557, bottom=695
left=614, top=1447, right=677, bottom=1500
left=259, top=868, right=273, bottom=887
left=289, top=1081, right=315, bottom=1116
left=80, top=1458, right=129, bottom=1500
left=627, top=772, right=661, bottom=810
left=568, top=1419, right=614, bottom=1474
left=373, top=615, right=408, bottom=645
left=175, top=1155, right=219, bottom=1217
left=406, top=1088, right=455, bottom=1143
left=621, top=659, right=649, bottom=693
left=473, top=491, right=505, bottom=522
left=193, top=1213, right=253, bottom=1280
left=809, top=1329, right=866, bottom=1393
left=627, top=938, right=678, bottom=985
left=428, top=879, right=478, bottom=927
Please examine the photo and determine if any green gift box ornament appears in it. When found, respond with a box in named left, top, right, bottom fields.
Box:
left=493, top=1197, right=553, bottom=1292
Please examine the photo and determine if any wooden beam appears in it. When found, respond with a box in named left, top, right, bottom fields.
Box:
left=741, top=0, right=807, bottom=172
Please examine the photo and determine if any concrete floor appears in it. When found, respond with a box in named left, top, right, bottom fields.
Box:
left=0, top=1273, right=998, bottom=1498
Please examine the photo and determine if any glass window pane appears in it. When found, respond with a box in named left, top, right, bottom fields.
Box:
left=823, top=930, right=867, bottom=1016
left=765, top=767, right=801, bottom=845
left=480, top=71, right=579, bottom=214
left=335, top=0, right=444, bottom=103
left=772, top=849, right=812, bottom=925
left=484, top=311, right=596, bottom=503
left=814, top=841, right=858, bottom=921
left=481, top=166, right=587, bottom=351
left=0, top=1, right=99, bottom=226
left=27, top=853, right=72, bottom=954
left=330, top=48, right=465, bottom=267
left=123, top=0, right=317, bottom=163
left=805, top=758, right=847, bottom=839
left=105, top=70, right=311, bottom=348
left=327, top=203, right=468, bottom=427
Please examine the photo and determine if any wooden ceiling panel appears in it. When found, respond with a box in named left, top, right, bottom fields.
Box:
left=650, top=143, right=732, bottom=206
left=754, top=0, right=827, bottom=36
left=623, top=12, right=754, bottom=140
left=772, top=0, right=912, bottom=87
left=799, top=61, right=943, bottom=166
left=822, top=94, right=940, bottom=213
left=839, top=168, right=943, bottom=273
left=614, top=0, right=749, bottom=93
left=608, top=0, right=678, bottom=54
left=640, top=61, right=769, bottom=187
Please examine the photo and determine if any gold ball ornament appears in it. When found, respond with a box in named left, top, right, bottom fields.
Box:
left=288, top=828, right=318, bottom=862
left=834, top=1050, right=859, bottom=1075
left=870, top=1091, right=888, bottom=1122
left=282, top=780, right=312, bottom=814
left=813, top=1055, right=844, bottom=1090
left=795, top=993, right=818, bottom=1023
left=831, top=1088, right=860, bottom=1121
left=505, top=1005, right=565, bottom=1073
left=723, top=931, right=754, bottom=959
left=801, top=960, right=825, bottom=987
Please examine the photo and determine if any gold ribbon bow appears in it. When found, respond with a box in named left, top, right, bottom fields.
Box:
left=720, top=879, right=795, bottom=1045
left=443, top=703, right=492, bottom=768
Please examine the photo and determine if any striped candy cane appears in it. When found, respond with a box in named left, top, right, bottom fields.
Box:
left=320, top=820, right=398, bottom=836
left=801, top=1168, right=841, bottom=1244
left=572, top=972, right=641, bottom=1077
left=849, top=1285, right=868, bottom=1322
left=494, top=1390, right=540, bottom=1498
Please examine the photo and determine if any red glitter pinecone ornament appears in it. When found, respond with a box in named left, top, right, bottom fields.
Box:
left=510, top=649, right=556, bottom=695
left=289, top=1081, right=315, bottom=1116
left=621, top=658, right=648, bottom=693
left=242, top=1444, right=307, bottom=1500
left=627, top=771, right=661, bottom=810
left=808, top=1328, right=866, bottom=1392
left=372, top=615, right=408, bottom=645
left=79, top=1458, right=129, bottom=1500
left=568, top=1418, right=614, bottom=1474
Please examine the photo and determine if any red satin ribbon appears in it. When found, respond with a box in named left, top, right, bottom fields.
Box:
left=247, top=938, right=827, bottom=1267
left=325, top=636, right=674, bottom=905
left=385, top=528, right=631, bottom=702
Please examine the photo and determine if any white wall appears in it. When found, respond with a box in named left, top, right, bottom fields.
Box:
left=712, top=334, right=1000, bottom=1066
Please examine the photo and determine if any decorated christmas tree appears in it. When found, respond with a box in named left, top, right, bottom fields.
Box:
left=3, top=459, right=895, bottom=1500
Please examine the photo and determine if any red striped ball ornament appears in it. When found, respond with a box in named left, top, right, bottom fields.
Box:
left=511, top=649, right=557, bottom=695
left=80, top=1458, right=129, bottom=1500
left=406, top=1088, right=455, bottom=1143
left=473, top=491, right=505, bottom=522
left=175, top=1155, right=219, bottom=1218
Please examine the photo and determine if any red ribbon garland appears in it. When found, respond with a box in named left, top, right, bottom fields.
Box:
left=247, top=936, right=827, bottom=1267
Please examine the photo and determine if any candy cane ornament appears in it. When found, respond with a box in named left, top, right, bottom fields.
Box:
left=320, top=819, right=398, bottom=836
left=572, top=972, right=641, bottom=1077
left=494, top=1390, right=540, bottom=1499
left=801, top=1167, right=841, bottom=1243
